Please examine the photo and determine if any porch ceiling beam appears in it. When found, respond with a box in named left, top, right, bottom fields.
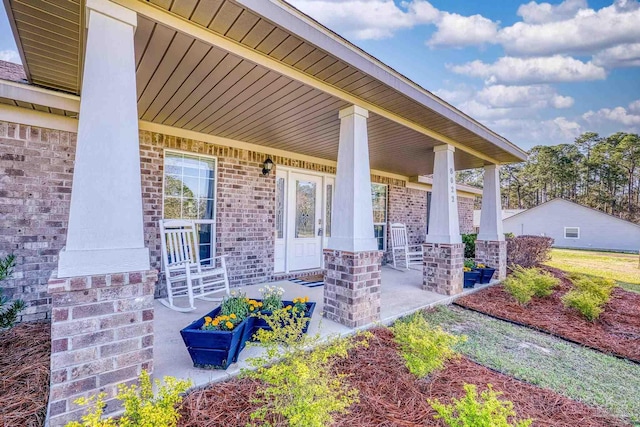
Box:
left=111, top=0, right=503, bottom=166
left=0, top=80, right=80, bottom=112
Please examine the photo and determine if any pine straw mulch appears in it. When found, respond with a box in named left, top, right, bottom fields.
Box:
left=179, top=327, right=629, bottom=427
left=455, top=266, right=640, bottom=362
left=0, top=322, right=51, bottom=427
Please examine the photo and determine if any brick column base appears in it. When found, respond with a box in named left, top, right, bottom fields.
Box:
left=323, top=249, right=382, bottom=328
left=423, top=243, right=464, bottom=295
left=46, top=269, right=157, bottom=426
left=475, top=240, right=507, bottom=281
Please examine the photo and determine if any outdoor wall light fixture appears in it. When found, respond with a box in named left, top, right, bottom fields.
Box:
left=262, top=158, right=274, bottom=176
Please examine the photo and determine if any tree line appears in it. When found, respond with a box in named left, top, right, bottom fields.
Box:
left=458, top=132, right=640, bottom=223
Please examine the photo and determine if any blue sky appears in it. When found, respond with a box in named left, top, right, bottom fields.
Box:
left=0, top=0, right=639, bottom=150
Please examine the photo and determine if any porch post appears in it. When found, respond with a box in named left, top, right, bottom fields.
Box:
left=47, top=1, right=155, bottom=425
left=423, top=144, right=464, bottom=295
left=475, top=164, right=507, bottom=280
left=323, top=105, right=382, bottom=328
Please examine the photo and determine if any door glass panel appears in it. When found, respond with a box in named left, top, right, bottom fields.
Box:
left=295, top=180, right=316, bottom=238
left=276, top=177, right=285, bottom=239
left=325, top=184, right=332, bottom=237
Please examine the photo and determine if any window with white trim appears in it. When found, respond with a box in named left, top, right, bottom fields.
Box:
left=372, top=183, right=388, bottom=251
left=163, top=151, right=217, bottom=264
left=564, top=227, right=580, bottom=239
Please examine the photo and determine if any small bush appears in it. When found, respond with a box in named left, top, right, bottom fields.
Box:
left=506, top=236, right=554, bottom=268
left=429, top=383, right=533, bottom=427
left=0, top=254, right=25, bottom=328
left=462, top=234, right=477, bottom=259
left=503, top=267, right=559, bottom=305
left=391, top=313, right=464, bottom=377
left=562, top=290, right=603, bottom=321
left=562, top=274, right=616, bottom=321
left=66, top=371, right=192, bottom=427
left=244, top=308, right=369, bottom=427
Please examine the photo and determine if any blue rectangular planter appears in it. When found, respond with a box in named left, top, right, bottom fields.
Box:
left=251, top=300, right=316, bottom=339
left=478, top=267, right=496, bottom=284
left=180, top=307, right=248, bottom=370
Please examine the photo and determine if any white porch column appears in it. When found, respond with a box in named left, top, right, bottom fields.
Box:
left=475, top=164, right=507, bottom=280
left=57, top=0, right=149, bottom=277
left=477, top=164, right=504, bottom=241
left=327, top=105, right=378, bottom=252
left=426, top=144, right=461, bottom=244
left=324, top=105, right=381, bottom=328
left=423, top=144, right=463, bottom=295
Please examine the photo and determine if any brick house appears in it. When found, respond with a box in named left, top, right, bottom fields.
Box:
left=0, top=0, right=526, bottom=424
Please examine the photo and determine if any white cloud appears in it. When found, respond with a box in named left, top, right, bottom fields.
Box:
left=449, top=55, right=606, bottom=84
left=583, top=101, right=640, bottom=127
left=288, top=0, right=438, bottom=40
left=593, top=43, right=640, bottom=68
left=486, top=117, right=582, bottom=146
left=0, top=50, right=21, bottom=64
left=427, top=13, right=499, bottom=48
left=475, top=85, right=574, bottom=109
left=517, top=0, right=587, bottom=24
left=499, top=0, right=640, bottom=56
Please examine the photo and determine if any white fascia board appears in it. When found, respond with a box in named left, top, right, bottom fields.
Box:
left=237, top=0, right=528, bottom=162
left=0, top=104, right=78, bottom=132
left=0, top=80, right=80, bottom=113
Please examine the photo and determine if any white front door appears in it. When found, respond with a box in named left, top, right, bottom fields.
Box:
left=287, top=172, right=323, bottom=271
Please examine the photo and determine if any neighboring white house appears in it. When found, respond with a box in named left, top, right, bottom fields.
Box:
left=473, top=209, right=525, bottom=233
left=503, top=198, right=640, bottom=252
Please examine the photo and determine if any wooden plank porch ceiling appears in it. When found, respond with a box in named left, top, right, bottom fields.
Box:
left=4, top=0, right=527, bottom=177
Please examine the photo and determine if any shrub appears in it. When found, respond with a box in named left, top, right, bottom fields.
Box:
left=462, top=234, right=477, bottom=259
left=244, top=308, right=369, bottom=426
left=0, top=254, right=25, bottom=328
left=391, top=313, right=464, bottom=377
left=562, top=290, right=603, bottom=321
left=66, top=371, right=192, bottom=427
left=502, top=267, right=559, bottom=305
left=561, top=274, right=616, bottom=321
left=506, top=236, right=554, bottom=268
left=429, top=383, right=533, bottom=427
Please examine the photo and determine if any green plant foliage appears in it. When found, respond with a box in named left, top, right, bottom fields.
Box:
left=562, top=290, right=603, bottom=321
left=429, top=383, right=533, bottom=427
left=562, top=274, right=616, bottom=321
left=463, top=259, right=476, bottom=270
left=462, top=234, right=477, bottom=259
left=220, top=291, right=250, bottom=320
left=503, top=267, right=559, bottom=305
left=244, top=308, right=369, bottom=427
left=0, top=254, right=25, bottom=329
left=258, top=285, right=285, bottom=312
left=66, top=371, right=192, bottom=427
left=391, top=313, right=464, bottom=378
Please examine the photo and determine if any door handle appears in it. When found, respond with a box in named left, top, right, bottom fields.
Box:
left=317, top=228, right=323, bottom=236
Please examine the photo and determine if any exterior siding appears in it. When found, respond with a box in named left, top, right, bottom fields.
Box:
left=503, top=199, right=640, bottom=252
left=0, top=121, right=75, bottom=322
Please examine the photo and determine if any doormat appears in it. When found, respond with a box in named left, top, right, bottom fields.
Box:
left=289, top=274, right=324, bottom=288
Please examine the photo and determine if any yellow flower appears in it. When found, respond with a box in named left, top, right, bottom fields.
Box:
left=463, top=267, right=471, bottom=272
left=285, top=305, right=292, bottom=310
left=258, top=302, right=263, bottom=307
left=249, top=306, right=255, bottom=311
left=225, top=321, right=233, bottom=329
left=212, top=319, right=220, bottom=326
left=230, top=313, right=237, bottom=319
left=477, top=263, right=486, bottom=268
left=204, top=316, right=213, bottom=323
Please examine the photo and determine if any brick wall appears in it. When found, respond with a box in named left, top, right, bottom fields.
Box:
left=0, top=122, right=75, bottom=321
left=458, top=196, right=475, bottom=234
left=388, top=185, right=428, bottom=247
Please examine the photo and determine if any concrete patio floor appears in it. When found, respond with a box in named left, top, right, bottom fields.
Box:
left=153, top=265, right=494, bottom=388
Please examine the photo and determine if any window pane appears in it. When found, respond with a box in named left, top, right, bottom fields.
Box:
left=371, top=183, right=388, bottom=223
left=164, top=197, right=181, bottom=219
left=197, top=223, right=212, bottom=244
left=276, top=177, right=285, bottom=239
left=374, top=224, right=385, bottom=251
left=295, top=180, right=316, bottom=238
left=163, top=152, right=216, bottom=221
left=325, top=184, right=332, bottom=237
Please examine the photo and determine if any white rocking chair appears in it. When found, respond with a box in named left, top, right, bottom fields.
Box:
left=159, top=219, right=230, bottom=312
left=389, top=223, right=423, bottom=270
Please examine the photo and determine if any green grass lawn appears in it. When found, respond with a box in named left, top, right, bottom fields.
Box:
left=545, top=248, right=640, bottom=293
left=423, top=305, right=640, bottom=425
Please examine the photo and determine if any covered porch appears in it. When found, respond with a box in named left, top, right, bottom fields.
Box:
left=153, top=265, right=495, bottom=387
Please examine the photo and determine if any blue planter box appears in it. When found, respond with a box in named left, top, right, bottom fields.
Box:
left=463, top=271, right=481, bottom=288
left=478, top=267, right=496, bottom=284
left=180, top=307, right=249, bottom=370
left=251, top=300, right=316, bottom=339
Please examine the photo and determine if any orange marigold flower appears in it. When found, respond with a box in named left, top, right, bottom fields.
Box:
left=225, top=321, right=233, bottom=329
